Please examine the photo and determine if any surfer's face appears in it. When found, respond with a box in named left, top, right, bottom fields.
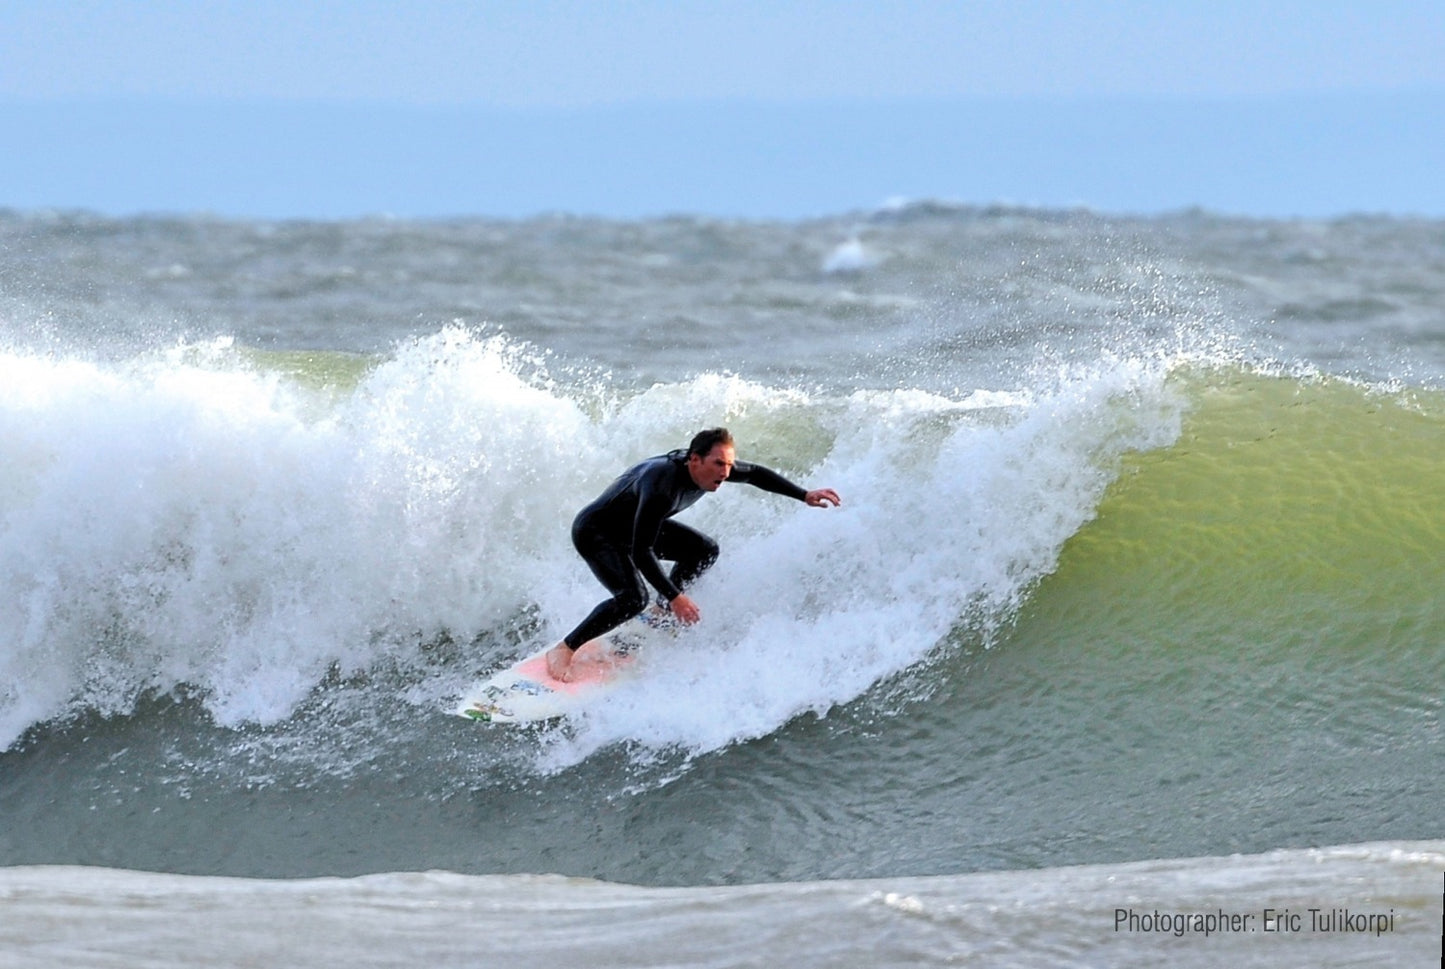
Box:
left=688, top=444, right=735, bottom=491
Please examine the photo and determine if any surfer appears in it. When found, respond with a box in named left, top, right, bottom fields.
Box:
left=546, top=427, right=841, bottom=681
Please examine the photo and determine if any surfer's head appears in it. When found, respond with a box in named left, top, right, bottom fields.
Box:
left=687, top=427, right=735, bottom=492
left=688, top=427, right=734, bottom=459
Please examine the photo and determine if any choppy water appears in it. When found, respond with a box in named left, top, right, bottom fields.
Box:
left=1, top=204, right=1442, bottom=964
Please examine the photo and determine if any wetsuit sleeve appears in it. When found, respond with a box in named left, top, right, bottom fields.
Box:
left=631, top=473, right=684, bottom=602
left=728, top=461, right=809, bottom=501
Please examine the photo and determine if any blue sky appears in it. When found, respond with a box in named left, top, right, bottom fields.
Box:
left=3, top=1, right=1442, bottom=219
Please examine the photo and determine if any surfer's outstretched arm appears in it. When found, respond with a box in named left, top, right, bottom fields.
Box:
left=728, top=461, right=841, bottom=510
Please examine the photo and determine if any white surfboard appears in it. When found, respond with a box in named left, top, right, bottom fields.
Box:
left=455, top=614, right=671, bottom=724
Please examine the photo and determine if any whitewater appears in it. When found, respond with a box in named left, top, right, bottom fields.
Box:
left=1, top=205, right=1441, bottom=966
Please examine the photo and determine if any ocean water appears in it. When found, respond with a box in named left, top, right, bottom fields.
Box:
left=1, top=204, right=1442, bottom=965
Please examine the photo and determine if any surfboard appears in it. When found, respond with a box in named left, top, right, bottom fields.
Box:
left=455, top=614, right=670, bottom=724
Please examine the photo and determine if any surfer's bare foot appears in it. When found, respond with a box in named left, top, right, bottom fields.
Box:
left=545, top=643, right=574, bottom=682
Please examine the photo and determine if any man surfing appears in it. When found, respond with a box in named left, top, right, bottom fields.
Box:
left=546, top=427, right=841, bottom=682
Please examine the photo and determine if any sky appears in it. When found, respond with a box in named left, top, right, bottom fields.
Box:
left=2, top=1, right=1443, bottom=219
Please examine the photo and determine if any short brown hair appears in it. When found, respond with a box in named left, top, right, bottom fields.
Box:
left=688, top=427, right=734, bottom=458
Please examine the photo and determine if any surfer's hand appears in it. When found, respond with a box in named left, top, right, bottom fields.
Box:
left=669, top=594, right=701, bottom=625
left=804, top=488, right=841, bottom=508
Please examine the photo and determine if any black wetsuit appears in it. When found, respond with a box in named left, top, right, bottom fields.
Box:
left=562, top=449, right=808, bottom=649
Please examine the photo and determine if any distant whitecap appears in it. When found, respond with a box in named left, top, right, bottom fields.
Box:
left=822, top=237, right=874, bottom=274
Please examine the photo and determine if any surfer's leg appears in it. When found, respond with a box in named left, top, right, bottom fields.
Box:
left=562, top=534, right=649, bottom=650
left=654, top=520, right=719, bottom=592
left=551, top=530, right=651, bottom=682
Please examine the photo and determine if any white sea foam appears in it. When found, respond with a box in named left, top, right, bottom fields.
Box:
left=0, top=330, right=590, bottom=746
left=821, top=236, right=875, bottom=274
left=1, top=840, right=1437, bottom=969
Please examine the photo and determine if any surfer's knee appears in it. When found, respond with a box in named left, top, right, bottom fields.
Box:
left=669, top=535, right=719, bottom=590
left=698, top=535, right=719, bottom=569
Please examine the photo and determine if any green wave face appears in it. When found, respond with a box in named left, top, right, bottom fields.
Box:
left=1038, top=369, right=1445, bottom=654
left=996, top=367, right=1445, bottom=792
